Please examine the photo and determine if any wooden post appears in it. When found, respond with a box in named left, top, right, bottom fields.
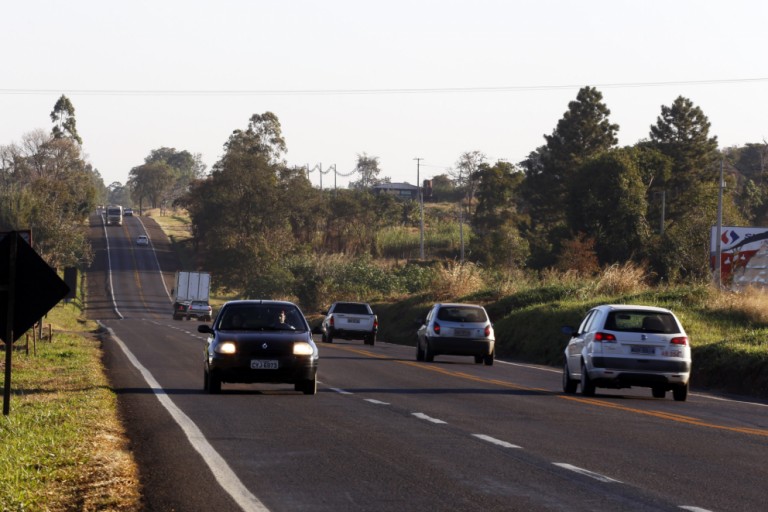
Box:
left=3, top=234, right=17, bottom=416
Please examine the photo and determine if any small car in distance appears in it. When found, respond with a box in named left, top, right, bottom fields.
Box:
left=198, top=300, right=318, bottom=394
left=562, top=304, right=692, bottom=401
left=124, top=207, right=134, bottom=216
left=136, top=235, right=149, bottom=246
left=416, top=303, right=495, bottom=365
left=186, top=300, right=213, bottom=321
left=172, top=301, right=190, bottom=320
left=321, top=301, right=378, bottom=345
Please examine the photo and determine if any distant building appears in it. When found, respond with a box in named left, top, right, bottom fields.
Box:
left=371, top=182, right=419, bottom=200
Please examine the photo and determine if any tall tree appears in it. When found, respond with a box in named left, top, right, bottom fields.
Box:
left=143, top=147, right=207, bottom=206
left=648, top=97, right=742, bottom=280
left=451, top=151, right=486, bottom=218
left=520, top=86, right=618, bottom=267
left=127, top=162, right=175, bottom=210
left=50, top=95, right=82, bottom=144
left=178, top=112, right=320, bottom=297
left=349, top=153, right=382, bottom=189
left=471, top=160, right=528, bottom=268
left=0, top=130, right=95, bottom=268
left=566, top=148, right=651, bottom=265
left=649, top=95, right=719, bottom=194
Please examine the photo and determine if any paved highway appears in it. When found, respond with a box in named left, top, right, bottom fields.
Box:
left=86, top=213, right=768, bottom=512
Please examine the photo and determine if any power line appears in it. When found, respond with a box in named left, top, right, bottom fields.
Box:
left=1, top=77, right=766, bottom=97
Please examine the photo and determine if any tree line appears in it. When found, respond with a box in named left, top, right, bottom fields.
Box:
left=1, top=90, right=766, bottom=297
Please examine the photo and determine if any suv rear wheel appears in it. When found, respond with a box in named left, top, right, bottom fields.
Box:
left=673, top=382, right=688, bottom=402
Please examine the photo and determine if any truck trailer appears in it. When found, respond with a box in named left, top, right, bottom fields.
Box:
left=173, top=271, right=212, bottom=320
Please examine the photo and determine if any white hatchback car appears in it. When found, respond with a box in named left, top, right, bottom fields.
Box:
left=136, top=235, right=149, bottom=246
left=562, top=304, right=691, bottom=401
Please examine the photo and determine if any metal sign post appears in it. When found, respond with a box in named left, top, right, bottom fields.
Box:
left=2, top=234, right=17, bottom=416
left=0, top=231, right=69, bottom=415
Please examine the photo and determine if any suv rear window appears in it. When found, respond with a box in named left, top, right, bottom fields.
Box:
left=333, top=303, right=370, bottom=315
left=437, top=306, right=487, bottom=323
left=605, top=311, right=679, bottom=334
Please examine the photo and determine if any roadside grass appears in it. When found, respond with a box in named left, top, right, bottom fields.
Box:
left=375, top=265, right=768, bottom=400
left=0, top=301, right=140, bottom=511
left=143, top=208, right=196, bottom=270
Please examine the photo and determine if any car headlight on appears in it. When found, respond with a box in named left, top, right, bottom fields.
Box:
left=215, top=341, right=237, bottom=355
left=293, top=342, right=314, bottom=356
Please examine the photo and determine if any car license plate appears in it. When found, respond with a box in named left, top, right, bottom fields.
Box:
left=631, top=346, right=655, bottom=355
left=347, top=318, right=360, bottom=323
left=251, top=360, right=278, bottom=370
left=454, top=328, right=471, bottom=336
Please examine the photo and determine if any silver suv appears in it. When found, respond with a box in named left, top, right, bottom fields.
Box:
left=321, top=302, right=378, bottom=346
left=416, top=303, right=495, bottom=365
left=562, top=304, right=692, bottom=401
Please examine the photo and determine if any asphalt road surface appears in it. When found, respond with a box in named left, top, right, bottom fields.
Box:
left=86, top=212, right=768, bottom=512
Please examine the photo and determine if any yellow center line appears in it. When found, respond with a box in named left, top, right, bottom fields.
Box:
left=322, top=344, right=768, bottom=438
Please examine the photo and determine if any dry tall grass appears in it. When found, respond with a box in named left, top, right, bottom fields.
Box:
left=429, top=261, right=485, bottom=300
left=708, top=285, right=768, bottom=324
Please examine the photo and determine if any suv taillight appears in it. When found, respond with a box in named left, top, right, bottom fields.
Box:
left=329, top=316, right=335, bottom=327
left=671, top=337, right=688, bottom=346
left=373, top=317, right=379, bottom=330
left=594, top=332, right=616, bottom=342
left=432, top=322, right=441, bottom=335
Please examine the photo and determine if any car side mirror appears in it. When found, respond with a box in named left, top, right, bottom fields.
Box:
left=198, top=325, right=213, bottom=334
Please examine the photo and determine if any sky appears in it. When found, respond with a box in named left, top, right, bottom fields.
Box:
left=2, top=0, right=767, bottom=189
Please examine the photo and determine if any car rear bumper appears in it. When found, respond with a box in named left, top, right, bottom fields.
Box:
left=427, top=337, right=494, bottom=356
left=329, top=327, right=376, bottom=339
left=588, top=357, right=690, bottom=387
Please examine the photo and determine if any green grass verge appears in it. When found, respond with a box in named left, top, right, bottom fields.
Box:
left=0, top=303, right=139, bottom=511
left=375, top=283, right=768, bottom=399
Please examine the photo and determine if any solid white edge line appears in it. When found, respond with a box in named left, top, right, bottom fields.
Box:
left=103, top=324, right=269, bottom=512
left=553, top=463, right=621, bottom=483
left=135, top=215, right=173, bottom=302
left=412, top=412, right=447, bottom=424
left=471, top=434, right=522, bottom=449
left=382, top=342, right=768, bottom=408
left=101, top=214, right=123, bottom=319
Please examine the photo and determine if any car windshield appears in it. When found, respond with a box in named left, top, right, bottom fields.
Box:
left=333, top=303, right=370, bottom=314
left=604, top=311, right=680, bottom=334
left=436, top=306, right=487, bottom=323
left=219, top=304, right=307, bottom=331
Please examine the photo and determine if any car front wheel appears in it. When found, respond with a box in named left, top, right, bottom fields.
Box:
left=296, top=376, right=317, bottom=395
left=562, top=360, right=578, bottom=394
left=207, top=371, right=221, bottom=394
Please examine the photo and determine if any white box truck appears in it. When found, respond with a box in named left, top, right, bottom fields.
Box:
left=173, top=271, right=212, bottom=320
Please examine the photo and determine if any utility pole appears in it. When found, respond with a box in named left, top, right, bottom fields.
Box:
left=414, top=158, right=424, bottom=259
left=459, top=168, right=465, bottom=263
left=716, top=158, right=724, bottom=287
